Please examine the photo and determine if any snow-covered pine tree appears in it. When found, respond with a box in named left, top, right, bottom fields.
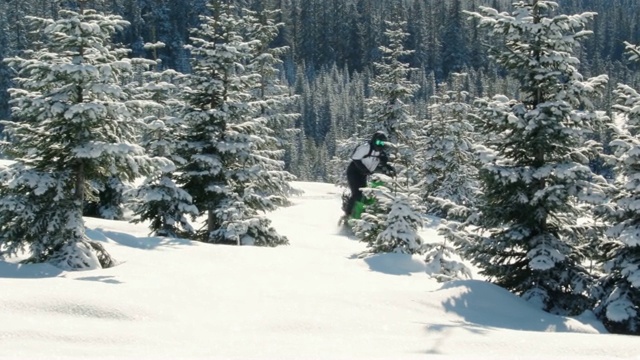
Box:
left=177, top=0, right=238, bottom=243
left=424, top=236, right=473, bottom=283
left=327, top=70, right=367, bottom=186
left=349, top=18, right=424, bottom=255
left=421, top=73, right=480, bottom=219
left=83, top=46, right=162, bottom=221
left=334, top=18, right=420, bottom=185
left=127, top=49, right=199, bottom=238
left=457, top=1, right=610, bottom=315
left=593, top=42, right=640, bottom=335
left=178, top=1, right=287, bottom=246
left=421, top=74, right=478, bottom=281
left=351, top=176, right=424, bottom=255
left=0, top=8, right=158, bottom=270
left=209, top=6, right=291, bottom=246
left=422, top=76, right=478, bottom=281
left=244, top=8, right=301, bottom=203
left=361, top=19, right=419, bottom=141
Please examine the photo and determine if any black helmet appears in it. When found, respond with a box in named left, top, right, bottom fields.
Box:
left=371, top=131, right=387, bottom=149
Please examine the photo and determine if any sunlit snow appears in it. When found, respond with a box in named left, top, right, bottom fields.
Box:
left=0, top=181, right=638, bottom=359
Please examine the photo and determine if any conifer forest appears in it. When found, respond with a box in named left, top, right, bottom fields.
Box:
left=0, top=0, right=639, bottom=335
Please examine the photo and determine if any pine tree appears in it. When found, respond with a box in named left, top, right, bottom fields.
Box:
left=128, top=51, right=198, bottom=238
left=421, top=73, right=478, bottom=282
left=422, top=73, right=480, bottom=219
left=177, top=0, right=237, bottom=243
left=456, top=1, right=610, bottom=315
left=361, top=19, right=419, bottom=141
left=178, top=1, right=288, bottom=246
left=324, top=66, right=366, bottom=185
left=367, top=19, right=423, bottom=196
left=424, top=236, right=473, bottom=283
left=0, top=8, right=157, bottom=270
left=440, top=0, right=468, bottom=78
left=245, top=8, right=301, bottom=202
left=593, top=42, right=640, bottom=335
left=351, top=180, right=424, bottom=255
left=348, top=19, right=424, bottom=255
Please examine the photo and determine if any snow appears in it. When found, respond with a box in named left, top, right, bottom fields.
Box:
left=619, top=225, right=640, bottom=247
left=0, top=181, right=638, bottom=359
left=606, top=297, right=638, bottom=323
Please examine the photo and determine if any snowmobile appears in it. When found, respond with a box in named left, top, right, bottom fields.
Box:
left=339, top=179, right=385, bottom=226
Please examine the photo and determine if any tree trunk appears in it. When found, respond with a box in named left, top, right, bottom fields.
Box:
left=208, top=209, right=215, bottom=240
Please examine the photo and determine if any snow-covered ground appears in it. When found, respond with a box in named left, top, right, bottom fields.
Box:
left=0, top=181, right=638, bottom=359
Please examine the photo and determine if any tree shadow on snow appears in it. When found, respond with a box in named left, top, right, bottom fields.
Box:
left=434, top=280, right=602, bottom=333
left=357, top=252, right=427, bottom=276
left=90, top=228, right=194, bottom=250
left=74, top=275, right=123, bottom=284
left=0, top=228, right=193, bottom=279
left=0, top=261, right=64, bottom=279
left=422, top=322, right=490, bottom=355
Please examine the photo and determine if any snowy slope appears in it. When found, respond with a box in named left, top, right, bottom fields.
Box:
left=0, top=181, right=638, bottom=360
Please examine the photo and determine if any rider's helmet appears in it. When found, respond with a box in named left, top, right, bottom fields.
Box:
left=370, top=131, right=388, bottom=151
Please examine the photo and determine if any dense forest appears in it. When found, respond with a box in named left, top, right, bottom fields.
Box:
left=1, top=0, right=640, bottom=335
left=2, top=0, right=640, bottom=180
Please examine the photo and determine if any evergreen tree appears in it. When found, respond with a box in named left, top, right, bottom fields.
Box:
left=350, top=19, right=424, bottom=255
left=0, top=8, right=157, bottom=270
left=178, top=1, right=287, bottom=246
left=440, top=0, right=469, bottom=78
left=421, top=73, right=480, bottom=218
left=246, top=8, right=301, bottom=202
left=0, top=4, right=12, bottom=121
left=406, top=0, right=429, bottom=69
left=351, top=179, right=424, bottom=255
left=177, top=0, right=237, bottom=243
left=366, top=19, right=422, bottom=194
left=593, top=42, right=640, bottom=335
left=361, top=19, right=419, bottom=140
left=423, top=236, right=473, bottom=282
left=422, top=73, right=478, bottom=282
left=455, top=1, right=610, bottom=315
left=128, top=54, right=198, bottom=238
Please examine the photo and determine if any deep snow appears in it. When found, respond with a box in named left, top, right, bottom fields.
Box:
left=0, top=181, right=638, bottom=359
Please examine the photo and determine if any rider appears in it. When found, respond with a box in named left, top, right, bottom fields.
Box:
left=343, top=131, right=396, bottom=217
